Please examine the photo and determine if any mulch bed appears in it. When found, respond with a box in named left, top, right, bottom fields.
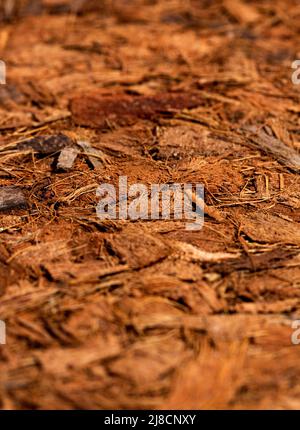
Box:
left=0, top=0, right=299, bottom=409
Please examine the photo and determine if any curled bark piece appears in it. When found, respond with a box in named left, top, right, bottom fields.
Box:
left=57, top=146, right=79, bottom=170
left=0, top=186, right=27, bottom=211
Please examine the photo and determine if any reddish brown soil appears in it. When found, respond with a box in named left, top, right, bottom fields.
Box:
left=0, top=0, right=300, bottom=410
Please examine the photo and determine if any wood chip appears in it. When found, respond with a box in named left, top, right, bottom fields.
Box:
left=71, top=91, right=203, bottom=128
left=0, top=186, right=27, bottom=211
left=77, top=140, right=103, bottom=169
left=57, top=146, right=79, bottom=170
left=173, top=241, right=240, bottom=262
left=15, top=134, right=75, bottom=155
left=245, top=127, right=300, bottom=172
